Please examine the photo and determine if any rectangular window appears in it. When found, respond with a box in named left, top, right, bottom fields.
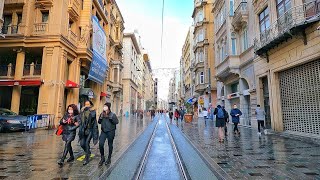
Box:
left=200, top=72, right=204, bottom=84
left=276, top=0, right=291, bottom=17
left=231, top=82, right=239, bottom=93
left=231, top=38, right=237, bottom=55
left=41, top=11, right=49, bottom=23
left=242, top=28, right=248, bottom=52
left=230, top=0, right=234, bottom=16
left=259, top=7, right=270, bottom=33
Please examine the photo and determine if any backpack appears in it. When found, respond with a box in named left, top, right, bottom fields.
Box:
left=217, top=108, right=225, bottom=119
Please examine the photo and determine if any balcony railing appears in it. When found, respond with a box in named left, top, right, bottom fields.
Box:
left=1, top=25, right=20, bottom=35
left=0, top=64, right=15, bottom=77
left=33, top=23, right=48, bottom=34
left=68, top=29, right=78, bottom=45
left=254, top=1, right=320, bottom=56
left=232, top=2, right=248, bottom=30
left=23, top=63, right=42, bottom=77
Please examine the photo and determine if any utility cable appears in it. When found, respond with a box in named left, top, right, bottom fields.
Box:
left=160, top=0, right=165, bottom=65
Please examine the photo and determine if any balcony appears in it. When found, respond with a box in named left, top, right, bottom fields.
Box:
left=194, top=61, right=204, bottom=71
left=114, top=39, right=123, bottom=49
left=68, top=0, right=81, bottom=20
left=68, top=29, right=78, bottom=45
left=109, top=34, right=115, bottom=46
left=110, top=12, right=116, bottom=23
left=216, top=55, right=240, bottom=81
left=35, top=0, right=53, bottom=8
left=4, top=0, right=25, bottom=6
left=1, top=25, right=21, bottom=35
left=195, top=83, right=206, bottom=94
left=23, top=63, right=42, bottom=77
left=193, top=38, right=208, bottom=51
left=0, top=64, right=15, bottom=78
left=232, top=2, right=248, bottom=31
left=33, top=23, right=48, bottom=34
left=254, top=1, right=320, bottom=59
left=112, top=83, right=123, bottom=93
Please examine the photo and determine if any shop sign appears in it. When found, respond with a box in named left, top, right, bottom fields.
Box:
left=88, top=16, right=108, bottom=85
left=199, top=96, right=204, bottom=105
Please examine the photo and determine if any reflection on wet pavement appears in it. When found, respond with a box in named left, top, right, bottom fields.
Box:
left=0, top=116, right=153, bottom=179
left=180, top=118, right=320, bottom=179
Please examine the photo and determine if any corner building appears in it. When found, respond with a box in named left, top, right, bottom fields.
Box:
left=0, top=0, right=123, bottom=125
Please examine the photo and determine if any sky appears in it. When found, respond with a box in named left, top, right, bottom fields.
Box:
left=117, top=0, right=193, bottom=100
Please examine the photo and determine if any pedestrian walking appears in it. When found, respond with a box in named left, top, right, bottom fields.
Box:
left=174, top=109, right=180, bottom=125
left=222, top=106, right=229, bottom=136
left=214, top=105, right=226, bottom=142
left=230, top=104, right=242, bottom=135
left=179, top=107, right=185, bottom=122
left=57, top=104, right=80, bottom=165
left=208, top=103, right=214, bottom=120
left=202, top=108, right=208, bottom=119
left=78, top=100, right=99, bottom=166
left=255, top=104, right=266, bottom=135
left=169, top=109, right=173, bottom=124
left=98, top=102, right=119, bottom=166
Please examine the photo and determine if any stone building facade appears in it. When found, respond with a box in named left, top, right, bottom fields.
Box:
left=214, top=0, right=257, bottom=127
left=0, top=0, right=124, bottom=125
left=253, top=0, right=320, bottom=136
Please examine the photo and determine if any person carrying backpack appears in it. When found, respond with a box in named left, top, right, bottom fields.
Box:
left=214, top=105, right=226, bottom=142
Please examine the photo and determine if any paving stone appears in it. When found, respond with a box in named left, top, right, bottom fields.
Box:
left=179, top=118, right=320, bottom=180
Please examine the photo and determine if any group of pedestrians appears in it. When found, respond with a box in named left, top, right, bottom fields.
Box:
left=57, top=100, right=119, bottom=167
left=213, top=103, right=266, bottom=142
left=168, top=107, right=185, bottom=125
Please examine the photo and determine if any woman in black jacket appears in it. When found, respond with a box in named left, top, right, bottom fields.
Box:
left=98, top=102, right=119, bottom=166
left=78, top=100, right=99, bottom=165
left=58, top=104, right=80, bottom=165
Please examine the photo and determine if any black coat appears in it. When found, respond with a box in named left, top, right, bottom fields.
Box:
left=98, top=112, right=119, bottom=133
left=78, top=108, right=99, bottom=145
left=60, top=113, right=80, bottom=142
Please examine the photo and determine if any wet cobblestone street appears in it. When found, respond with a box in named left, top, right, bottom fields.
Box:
left=180, top=118, right=320, bottom=180
left=0, top=116, right=152, bottom=180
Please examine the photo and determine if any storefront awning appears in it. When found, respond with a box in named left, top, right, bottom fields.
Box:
left=0, top=80, right=42, bottom=86
left=65, top=80, right=79, bottom=88
left=100, top=92, right=107, bottom=97
left=80, top=88, right=95, bottom=98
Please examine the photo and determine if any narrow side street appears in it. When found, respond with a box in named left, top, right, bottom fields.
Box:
left=0, top=117, right=152, bottom=179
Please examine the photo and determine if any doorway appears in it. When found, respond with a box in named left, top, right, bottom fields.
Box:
left=262, top=77, right=271, bottom=129
left=19, top=86, right=39, bottom=116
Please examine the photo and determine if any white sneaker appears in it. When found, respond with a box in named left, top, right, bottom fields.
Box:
left=258, top=132, right=262, bottom=136
left=264, top=129, right=268, bottom=135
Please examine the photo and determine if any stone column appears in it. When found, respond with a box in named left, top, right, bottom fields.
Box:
left=11, top=49, right=25, bottom=113
left=37, top=47, right=67, bottom=126
left=66, top=58, right=81, bottom=106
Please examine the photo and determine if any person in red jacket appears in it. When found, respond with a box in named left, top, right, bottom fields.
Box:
left=174, top=109, right=180, bottom=125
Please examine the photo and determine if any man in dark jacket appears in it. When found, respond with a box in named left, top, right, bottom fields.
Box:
left=230, top=104, right=242, bottom=135
left=98, top=102, right=119, bottom=166
left=222, top=106, right=229, bottom=136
